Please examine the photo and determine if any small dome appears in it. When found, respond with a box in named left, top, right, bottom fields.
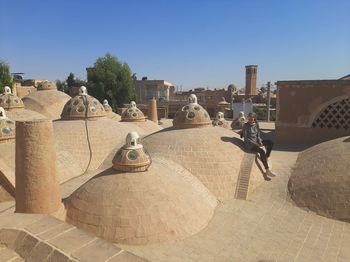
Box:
left=173, top=94, right=211, bottom=129
left=112, top=132, right=151, bottom=172
left=231, top=111, right=246, bottom=129
left=103, top=99, right=112, bottom=112
left=218, top=97, right=229, bottom=105
left=0, top=86, right=24, bottom=110
left=37, top=80, right=57, bottom=91
left=288, top=136, right=350, bottom=222
left=212, top=112, right=230, bottom=129
left=0, top=107, right=15, bottom=143
left=61, top=86, right=107, bottom=120
left=121, top=101, right=146, bottom=122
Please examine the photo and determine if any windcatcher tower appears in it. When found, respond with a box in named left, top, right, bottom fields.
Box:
left=245, top=65, right=258, bottom=95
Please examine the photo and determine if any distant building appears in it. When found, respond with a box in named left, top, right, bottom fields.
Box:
left=134, top=77, right=175, bottom=103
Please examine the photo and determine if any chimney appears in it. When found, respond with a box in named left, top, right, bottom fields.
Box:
left=148, top=97, right=158, bottom=123
left=15, top=119, right=61, bottom=214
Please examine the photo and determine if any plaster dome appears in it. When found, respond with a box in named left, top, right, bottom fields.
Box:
left=65, top=155, right=217, bottom=244
left=218, top=97, right=230, bottom=106
left=103, top=99, right=112, bottom=112
left=22, top=87, right=70, bottom=120
left=121, top=101, right=146, bottom=122
left=0, top=107, right=15, bottom=143
left=61, top=86, right=107, bottom=120
left=142, top=126, right=265, bottom=201
left=173, top=94, right=211, bottom=129
left=0, top=86, right=24, bottom=110
left=212, top=111, right=230, bottom=129
left=112, top=132, right=151, bottom=172
left=288, top=136, right=350, bottom=222
left=37, top=80, right=57, bottom=91
left=102, top=99, right=121, bottom=121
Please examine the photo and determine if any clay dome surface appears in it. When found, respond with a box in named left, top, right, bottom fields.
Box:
left=173, top=94, right=211, bottom=129
left=142, top=126, right=265, bottom=201
left=121, top=101, right=146, bottom=122
left=0, top=86, right=24, bottom=110
left=61, top=86, right=107, bottom=120
left=53, top=118, right=148, bottom=174
left=0, top=108, right=15, bottom=143
left=288, top=136, right=350, bottom=222
left=65, top=157, right=217, bottom=245
left=22, top=90, right=71, bottom=120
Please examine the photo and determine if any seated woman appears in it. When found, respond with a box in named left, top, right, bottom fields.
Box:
left=242, top=112, right=277, bottom=180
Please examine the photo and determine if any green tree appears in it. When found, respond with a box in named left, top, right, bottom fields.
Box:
left=87, top=53, right=135, bottom=109
left=0, top=60, right=13, bottom=93
left=64, top=72, right=87, bottom=94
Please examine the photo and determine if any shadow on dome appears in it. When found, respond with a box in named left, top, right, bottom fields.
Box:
left=220, top=136, right=245, bottom=150
left=344, top=137, right=350, bottom=143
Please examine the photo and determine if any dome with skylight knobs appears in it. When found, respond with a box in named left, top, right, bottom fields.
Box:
left=37, top=80, right=57, bottom=91
left=0, top=86, right=24, bottom=110
left=173, top=94, right=211, bottom=129
left=0, top=107, right=15, bottom=143
left=112, top=131, right=151, bottom=172
left=212, top=111, right=230, bottom=129
left=61, top=86, right=106, bottom=120
left=121, top=101, right=146, bottom=122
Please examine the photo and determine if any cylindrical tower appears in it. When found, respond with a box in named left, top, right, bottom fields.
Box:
left=245, top=65, right=258, bottom=95
left=148, top=97, right=158, bottom=123
left=15, top=119, right=61, bottom=213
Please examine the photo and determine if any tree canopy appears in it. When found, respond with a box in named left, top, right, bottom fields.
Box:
left=0, top=60, right=13, bottom=94
left=87, top=53, right=135, bottom=109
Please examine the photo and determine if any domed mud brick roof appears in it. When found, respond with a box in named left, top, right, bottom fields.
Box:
left=22, top=85, right=71, bottom=120
left=37, top=80, right=57, bottom=91
left=212, top=112, right=230, bottom=129
left=0, top=107, right=15, bottom=143
left=112, top=131, right=151, bottom=172
left=288, top=136, right=350, bottom=222
left=61, top=86, right=107, bottom=120
left=65, top=156, right=217, bottom=245
left=103, top=99, right=112, bottom=112
left=173, top=94, right=211, bottom=129
left=121, top=101, right=146, bottom=122
left=0, top=86, right=24, bottom=110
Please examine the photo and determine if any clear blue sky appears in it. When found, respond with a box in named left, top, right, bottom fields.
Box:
left=1, top=0, right=349, bottom=90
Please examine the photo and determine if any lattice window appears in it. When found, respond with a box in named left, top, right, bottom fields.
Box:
left=312, top=98, right=350, bottom=129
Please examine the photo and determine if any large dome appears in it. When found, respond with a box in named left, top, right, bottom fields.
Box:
left=288, top=136, right=350, bottom=222
left=121, top=101, right=146, bottom=122
left=0, top=86, right=24, bottom=110
left=61, top=86, right=107, bottom=120
left=142, top=127, right=265, bottom=201
left=22, top=85, right=70, bottom=120
left=173, top=94, right=211, bottom=129
left=65, top=156, right=217, bottom=245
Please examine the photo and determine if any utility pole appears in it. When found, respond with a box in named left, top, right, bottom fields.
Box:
left=267, top=81, right=271, bottom=122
